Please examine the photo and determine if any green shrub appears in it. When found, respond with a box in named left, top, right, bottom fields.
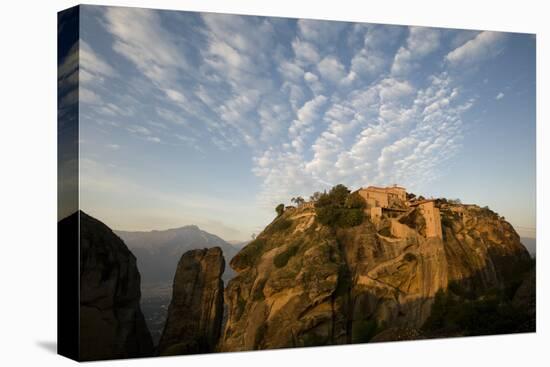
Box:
left=275, top=203, right=285, bottom=216
left=378, top=226, right=393, bottom=237
left=338, top=208, right=364, bottom=227
left=404, top=252, right=416, bottom=262
left=160, top=342, right=194, bottom=356
left=334, top=266, right=352, bottom=297
left=252, top=278, right=267, bottom=301
left=234, top=295, right=246, bottom=321
left=300, top=332, right=327, bottom=347
left=352, top=319, right=379, bottom=343
left=231, top=238, right=267, bottom=269
left=316, top=206, right=340, bottom=226
left=423, top=286, right=532, bottom=336
left=268, top=218, right=292, bottom=233
left=274, top=243, right=300, bottom=268
left=315, top=192, right=332, bottom=208
left=254, top=324, right=268, bottom=349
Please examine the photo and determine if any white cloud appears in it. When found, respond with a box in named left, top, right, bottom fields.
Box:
left=317, top=56, right=347, bottom=83
left=278, top=60, right=304, bottom=82
left=304, top=72, right=318, bottom=83
left=80, top=88, right=102, bottom=104
left=496, top=92, right=505, bottom=100
left=303, top=72, right=324, bottom=95
left=127, top=125, right=151, bottom=136
left=289, top=95, right=328, bottom=139
left=407, top=27, right=441, bottom=55
left=351, top=49, right=385, bottom=78
left=80, top=40, right=114, bottom=80
left=292, top=38, right=320, bottom=65
left=256, top=71, right=468, bottom=208
left=297, top=19, right=345, bottom=45
left=104, top=7, right=188, bottom=86
left=164, top=89, right=187, bottom=104
left=147, top=136, right=161, bottom=143
left=378, top=78, right=415, bottom=102
left=446, top=31, right=506, bottom=67
left=391, top=26, right=441, bottom=75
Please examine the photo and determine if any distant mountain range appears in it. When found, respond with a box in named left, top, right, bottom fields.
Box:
left=520, top=237, right=536, bottom=255
left=116, top=225, right=241, bottom=287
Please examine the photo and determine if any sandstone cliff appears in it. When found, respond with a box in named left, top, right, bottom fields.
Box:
left=79, top=211, right=153, bottom=360
left=219, top=198, right=532, bottom=350
left=158, top=247, right=225, bottom=355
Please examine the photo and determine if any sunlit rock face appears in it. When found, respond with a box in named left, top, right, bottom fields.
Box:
left=219, top=200, right=531, bottom=350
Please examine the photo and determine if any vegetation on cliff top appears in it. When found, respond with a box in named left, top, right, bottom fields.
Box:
left=315, top=184, right=366, bottom=228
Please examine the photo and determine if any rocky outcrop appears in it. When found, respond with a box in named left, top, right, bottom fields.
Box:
left=219, top=200, right=532, bottom=350
left=79, top=211, right=153, bottom=361
left=158, top=248, right=225, bottom=355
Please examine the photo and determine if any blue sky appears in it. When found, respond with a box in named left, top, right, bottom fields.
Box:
left=70, top=5, right=535, bottom=241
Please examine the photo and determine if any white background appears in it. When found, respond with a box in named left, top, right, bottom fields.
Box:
left=0, top=0, right=547, bottom=366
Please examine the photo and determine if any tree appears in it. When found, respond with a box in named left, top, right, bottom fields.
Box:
left=310, top=191, right=322, bottom=202
left=339, top=209, right=364, bottom=227
left=314, top=184, right=364, bottom=228
left=328, top=184, right=351, bottom=206
left=275, top=203, right=285, bottom=217
left=315, top=192, right=332, bottom=208
left=345, top=192, right=366, bottom=209
left=291, top=196, right=305, bottom=205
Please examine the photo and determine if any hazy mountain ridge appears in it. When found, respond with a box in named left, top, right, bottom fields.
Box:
left=116, top=225, right=239, bottom=286
left=520, top=237, right=536, bottom=255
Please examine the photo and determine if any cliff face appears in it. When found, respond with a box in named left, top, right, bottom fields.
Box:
left=79, top=211, right=153, bottom=361
left=219, top=202, right=531, bottom=350
left=158, top=248, right=225, bottom=355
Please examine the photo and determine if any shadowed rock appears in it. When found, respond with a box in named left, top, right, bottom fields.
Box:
left=78, top=211, right=153, bottom=361
left=158, top=247, right=225, bottom=355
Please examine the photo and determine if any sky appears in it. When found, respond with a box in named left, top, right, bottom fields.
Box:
left=68, top=5, right=536, bottom=241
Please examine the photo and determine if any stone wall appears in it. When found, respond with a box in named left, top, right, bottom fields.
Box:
left=419, top=201, right=442, bottom=239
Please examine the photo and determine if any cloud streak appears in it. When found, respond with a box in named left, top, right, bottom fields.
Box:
left=446, top=31, right=506, bottom=67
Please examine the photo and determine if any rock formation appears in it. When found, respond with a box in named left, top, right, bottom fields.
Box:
left=79, top=211, right=153, bottom=361
left=219, top=196, right=532, bottom=350
left=158, top=247, right=225, bottom=355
